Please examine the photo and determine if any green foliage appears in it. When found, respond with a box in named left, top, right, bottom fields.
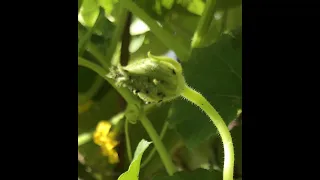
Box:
left=168, top=32, right=242, bottom=149
left=152, top=168, right=222, bottom=180
left=118, top=139, right=152, bottom=180
left=78, top=0, right=242, bottom=179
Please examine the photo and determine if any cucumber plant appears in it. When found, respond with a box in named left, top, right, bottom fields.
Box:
left=78, top=0, right=242, bottom=180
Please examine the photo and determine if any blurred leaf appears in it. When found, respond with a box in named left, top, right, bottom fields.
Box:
left=134, top=0, right=170, bottom=21
left=216, top=0, right=242, bottom=10
left=78, top=88, right=121, bottom=135
left=161, top=0, right=175, bottom=9
left=167, top=32, right=242, bottom=149
left=94, top=14, right=115, bottom=39
left=78, top=66, right=97, bottom=93
left=152, top=168, right=222, bottom=180
left=78, top=95, right=94, bottom=114
left=129, top=35, right=145, bottom=53
left=78, top=0, right=100, bottom=27
left=118, top=139, right=152, bottom=180
left=176, top=0, right=205, bottom=16
left=130, top=17, right=150, bottom=35
left=78, top=98, right=123, bottom=179
left=79, top=141, right=114, bottom=180
left=223, top=5, right=242, bottom=33
left=98, top=0, right=117, bottom=15
left=78, top=161, right=97, bottom=180
left=171, top=139, right=215, bottom=171
left=78, top=0, right=83, bottom=13
left=164, top=8, right=200, bottom=38
left=130, top=32, right=169, bottom=63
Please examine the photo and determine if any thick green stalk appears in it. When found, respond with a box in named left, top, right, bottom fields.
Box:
left=181, top=85, right=234, bottom=180
left=139, top=114, right=176, bottom=175
left=191, top=0, right=216, bottom=48
left=121, top=0, right=190, bottom=61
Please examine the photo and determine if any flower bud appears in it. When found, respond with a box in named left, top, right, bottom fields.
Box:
left=107, top=52, right=185, bottom=104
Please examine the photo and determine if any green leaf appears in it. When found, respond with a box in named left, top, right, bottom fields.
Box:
left=152, top=168, right=222, bottom=180
left=168, top=32, right=242, bottom=149
left=118, top=139, right=152, bottom=180
left=78, top=0, right=100, bottom=27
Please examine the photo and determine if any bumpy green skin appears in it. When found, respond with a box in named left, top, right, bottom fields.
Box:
left=107, top=52, right=185, bottom=104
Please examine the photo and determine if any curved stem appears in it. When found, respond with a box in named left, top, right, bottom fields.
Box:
left=122, top=0, right=190, bottom=62
left=191, top=0, right=216, bottom=48
left=141, top=121, right=169, bottom=168
left=84, top=75, right=104, bottom=100
left=78, top=28, right=109, bottom=70
left=125, top=119, right=133, bottom=162
left=139, top=114, right=176, bottom=175
left=181, top=85, right=234, bottom=180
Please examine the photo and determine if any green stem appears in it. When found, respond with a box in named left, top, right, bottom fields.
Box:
left=78, top=131, right=93, bottom=147
left=122, top=0, right=190, bottom=61
left=125, top=119, right=133, bottom=162
left=105, top=3, right=129, bottom=65
left=78, top=28, right=109, bottom=70
left=181, top=85, right=234, bottom=180
left=191, top=0, right=216, bottom=48
left=78, top=9, right=103, bottom=56
left=78, top=57, right=141, bottom=105
left=139, top=114, right=176, bottom=175
left=84, top=75, right=104, bottom=100
left=141, top=121, right=169, bottom=168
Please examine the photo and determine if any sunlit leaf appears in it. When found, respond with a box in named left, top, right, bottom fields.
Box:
left=130, top=17, right=150, bottom=35
left=129, top=35, right=146, bottom=53
left=78, top=0, right=100, bottom=27
left=118, top=139, right=152, bottom=180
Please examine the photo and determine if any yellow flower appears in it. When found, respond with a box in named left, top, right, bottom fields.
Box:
left=93, top=121, right=120, bottom=164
